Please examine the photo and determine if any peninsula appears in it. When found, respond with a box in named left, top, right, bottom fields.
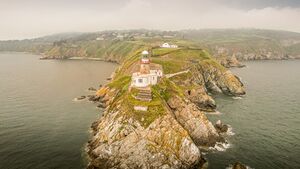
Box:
left=84, top=39, right=245, bottom=168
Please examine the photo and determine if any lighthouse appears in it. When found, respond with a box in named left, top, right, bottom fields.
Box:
left=131, top=50, right=163, bottom=88
left=140, top=50, right=150, bottom=74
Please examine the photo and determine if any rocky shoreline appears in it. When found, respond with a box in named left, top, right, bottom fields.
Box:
left=83, top=51, right=245, bottom=168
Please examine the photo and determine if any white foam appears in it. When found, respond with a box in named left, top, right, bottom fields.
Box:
left=205, top=110, right=222, bottom=115
left=73, top=97, right=86, bottom=102
left=226, top=125, right=235, bottom=136
left=209, top=142, right=231, bottom=152
left=232, top=96, right=242, bottom=100
left=73, top=98, right=80, bottom=102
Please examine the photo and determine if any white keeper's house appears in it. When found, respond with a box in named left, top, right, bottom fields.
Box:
left=160, top=43, right=178, bottom=48
left=131, top=50, right=163, bottom=88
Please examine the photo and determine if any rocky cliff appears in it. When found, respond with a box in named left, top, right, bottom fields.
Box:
left=86, top=47, right=245, bottom=168
left=183, top=29, right=300, bottom=65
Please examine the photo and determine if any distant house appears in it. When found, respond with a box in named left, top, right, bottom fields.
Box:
left=96, top=37, right=104, bottom=41
left=170, top=44, right=178, bottom=48
left=131, top=50, right=163, bottom=88
left=160, top=43, right=178, bottom=48
left=117, top=35, right=124, bottom=40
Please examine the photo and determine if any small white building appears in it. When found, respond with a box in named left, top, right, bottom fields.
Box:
left=96, top=37, right=104, bottom=41
left=131, top=50, right=163, bottom=88
left=160, top=43, right=178, bottom=48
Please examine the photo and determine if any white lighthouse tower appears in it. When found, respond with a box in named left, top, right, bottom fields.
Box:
left=140, top=50, right=150, bottom=74
left=131, top=50, right=163, bottom=88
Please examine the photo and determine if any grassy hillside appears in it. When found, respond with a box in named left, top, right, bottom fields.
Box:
left=183, top=29, right=300, bottom=59
left=1, top=29, right=300, bottom=60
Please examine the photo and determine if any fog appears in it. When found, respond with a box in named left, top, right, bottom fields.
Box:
left=0, top=0, right=300, bottom=40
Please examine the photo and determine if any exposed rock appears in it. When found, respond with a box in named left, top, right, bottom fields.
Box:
left=76, top=95, right=86, bottom=100
left=197, top=61, right=246, bottom=96
left=232, top=162, right=247, bottom=169
left=88, top=87, right=97, bottom=91
left=185, top=87, right=216, bottom=112
left=96, top=103, right=106, bottom=109
left=214, top=120, right=229, bottom=133
left=87, top=93, right=205, bottom=168
left=96, top=87, right=109, bottom=97
left=218, top=55, right=245, bottom=68
left=88, top=95, right=101, bottom=102
left=167, top=96, right=224, bottom=146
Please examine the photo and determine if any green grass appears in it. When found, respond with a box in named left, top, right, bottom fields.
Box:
left=126, top=88, right=166, bottom=128
left=151, top=59, right=183, bottom=74
left=108, top=76, right=131, bottom=89
left=153, top=78, right=185, bottom=102
left=94, top=37, right=228, bottom=129
left=152, top=48, right=179, bottom=57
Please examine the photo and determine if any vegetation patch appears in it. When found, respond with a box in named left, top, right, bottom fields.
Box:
left=126, top=89, right=166, bottom=128
left=152, top=48, right=179, bottom=57
left=108, top=76, right=131, bottom=89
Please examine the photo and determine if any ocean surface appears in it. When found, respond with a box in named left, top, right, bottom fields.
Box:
left=1, top=53, right=300, bottom=169
left=0, top=53, right=116, bottom=169
left=206, top=60, right=300, bottom=169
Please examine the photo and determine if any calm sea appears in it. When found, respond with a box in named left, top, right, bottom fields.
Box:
left=0, top=53, right=116, bottom=169
left=207, top=60, right=300, bottom=169
left=1, top=53, right=299, bottom=169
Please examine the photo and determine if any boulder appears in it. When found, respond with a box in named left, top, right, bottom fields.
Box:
left=76, top=95, right=86, bottom=100
left=88, top=95, right=101, bottom=102
left=97, top=103, right=106, bottom=109
left=232, top=162, right=247, bottom=169
left=214, top=120, right=229, bottom=133
left=88, top=87, right=97, bottom=91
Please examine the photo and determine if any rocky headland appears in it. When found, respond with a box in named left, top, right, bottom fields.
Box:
left=85, top=45, right=245, bottom=168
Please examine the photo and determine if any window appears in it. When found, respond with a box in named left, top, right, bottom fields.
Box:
left=138, top=79, right=143, bottom=83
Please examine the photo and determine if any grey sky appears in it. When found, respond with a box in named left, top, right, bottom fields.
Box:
left=0, top=0, right=300, bottom=40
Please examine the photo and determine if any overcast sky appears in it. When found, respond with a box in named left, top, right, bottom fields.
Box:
left=0, top=0, right=300, bottom=40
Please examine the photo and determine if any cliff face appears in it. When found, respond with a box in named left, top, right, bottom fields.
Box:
left=88, top=112, right=203, bottom=169
left=198, top=61, right=245, bottom=96
left=87, top=84, right=206, bottom=169
left=167, top=96, right=223, bottom=146
left=168, top=59, right=245, bottom=112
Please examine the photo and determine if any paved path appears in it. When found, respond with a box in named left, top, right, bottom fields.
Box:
left=165, top=69, right=189, bottom=78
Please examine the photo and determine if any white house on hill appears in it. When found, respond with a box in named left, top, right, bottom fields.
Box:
left=131, top=50, right=163, bottom=88
left=160, top=43, right=178, bottom=48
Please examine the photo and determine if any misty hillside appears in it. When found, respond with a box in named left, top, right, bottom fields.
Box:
left=183, top=29, right=300, bottom=60
left=1, top=29, right=300, bottom=60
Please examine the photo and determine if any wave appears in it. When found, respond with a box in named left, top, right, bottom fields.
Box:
left=209, top=141, right=231, bottom=152
left=226, top=125, right=235, bottom=136
left=205, top=110, right=222, bottom=115
left=232, top=96, right=243, bottom=100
